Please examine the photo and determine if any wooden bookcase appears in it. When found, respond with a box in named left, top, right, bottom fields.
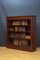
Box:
left=6, top=16, right=36, bottom=52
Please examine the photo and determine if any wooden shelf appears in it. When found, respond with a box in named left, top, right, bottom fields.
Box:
left=8, top=38, right=31, bottom=40
left=8, top=31, right=31, bottom=33
left=7, top=16, right=36, bottom=52
left=8, top=25, right=30, bottom=28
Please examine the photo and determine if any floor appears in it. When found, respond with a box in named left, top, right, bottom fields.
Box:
left=0, top=47, right=40, bottom=60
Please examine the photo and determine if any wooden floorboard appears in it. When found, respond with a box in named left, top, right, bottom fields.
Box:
left=0, top=47, right=40, bottom=60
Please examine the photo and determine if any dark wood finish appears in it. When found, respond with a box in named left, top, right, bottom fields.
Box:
left=6, top=16, right=36, bottom=52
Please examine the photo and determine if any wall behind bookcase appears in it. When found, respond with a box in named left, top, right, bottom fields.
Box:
left=0, top=0, right=40, bottom=46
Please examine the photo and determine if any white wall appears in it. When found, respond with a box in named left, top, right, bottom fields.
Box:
left=0, top=0, right=40, bottom=46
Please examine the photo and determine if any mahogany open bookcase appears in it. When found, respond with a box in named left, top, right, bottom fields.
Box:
left=6, top=16, right=36, bottom=52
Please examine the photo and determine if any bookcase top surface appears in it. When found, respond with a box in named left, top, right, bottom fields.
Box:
left=6, top=16, right=36, bottom=20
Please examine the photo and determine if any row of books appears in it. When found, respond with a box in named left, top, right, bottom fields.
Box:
left=12, top=21, right=28, bottom=25
left=10, top=33, right=31, bottom=39
left=15, top=27, right=26, bottom=31
left=9, top=27, right=26, bottom=32
left=9, top=27, right=30, bottom=32
left=13, top=40, right=28, bottom=46
left=11, top=33, right=25, bottom=38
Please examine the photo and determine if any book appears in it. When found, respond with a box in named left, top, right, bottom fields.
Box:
left=21, top=41, right=27, bottom=46
left=11, top=34, right=14, bottom=38
left=26, top=36, right=31, bottom=39
left=21, top=34, right=26, bottom=39
left=22, top=21, right=25, bottom=25
left=15, top=27, right=18, bottom=31
left=22, top=21, right=28, bottom=25
left=9, top=28, right=14, bottom=31
left=26, top=21, right=28, bottom=25
left=19, top=41, right=22, bottom=45
left=13, top=40, right=18, bottom=45
left=18, top=27, right=25, bottom=32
